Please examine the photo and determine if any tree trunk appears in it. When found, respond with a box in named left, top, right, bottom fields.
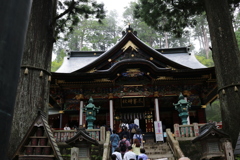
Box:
left=0, top=1, right=32, bottom=159
left=164, top=32, right=169, bottom=48
left=201, top=23, right=210, bottom=59
left=8, top=0, right=57, bottom=157
left=204, top=0, right=240, bottom=148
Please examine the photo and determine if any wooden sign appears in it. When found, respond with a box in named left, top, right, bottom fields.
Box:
left=121, top=97, right=144, bottom=108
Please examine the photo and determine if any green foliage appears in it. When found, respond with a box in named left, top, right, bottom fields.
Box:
left=55, top=0, right=106, bottom=39
left=51, top=49, right=66, bottom=72
left=122, top=2, right=191, bottom=48
left=195, top=55, right=214, bottom=67
left=235, top=155, right=240, bottom=160
left=57, top=10, right=121, bottom=51
left=51, top=60, right=63, bottom=72
left=236, top=30, right=240, bottom=49
left=134, top=0, right=239, bottom=37
left=81, top=46, right=92, bottom=51
left=205, top=99, right=222, bottom=122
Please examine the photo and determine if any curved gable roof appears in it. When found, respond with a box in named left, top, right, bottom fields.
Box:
left=56, top=28, right=206, bottom=74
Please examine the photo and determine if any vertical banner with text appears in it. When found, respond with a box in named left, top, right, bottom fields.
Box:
left=154, top=121, right=164, bottom=142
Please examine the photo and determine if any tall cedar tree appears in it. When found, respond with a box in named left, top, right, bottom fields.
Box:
left=0, top=1, right=32, bottom=159
left=135, top=0, right=240, bottom=148
left=8, top=0, right=105, bottom=157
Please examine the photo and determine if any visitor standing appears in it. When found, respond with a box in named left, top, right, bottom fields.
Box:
left=123, top=146, right=136, bottom=160
left=133, top=129, right=143, bottom=147
left=120, top=119, right=129, bottom=131
left=138, top=148, right=149, bottom=160
left=118, top=135, right=131, bottom=158
left=112, top=147, right=123, bottom=160
left=110, top=130, right=120, bottom=153
left=129, top=120, right=138, bottom=144
left=132, top=139, right=141, bottom=160
left=64, top=124, right=71, bottom=140
left=119, top=126, right=131, bottom=141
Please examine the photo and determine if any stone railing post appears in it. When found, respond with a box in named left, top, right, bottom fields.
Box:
left=174, top=124, right=180, bottom=137
left=193, top=123, right=199, bottom=137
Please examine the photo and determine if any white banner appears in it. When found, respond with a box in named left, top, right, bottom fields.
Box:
left=154, top=121, right=164, bottom=142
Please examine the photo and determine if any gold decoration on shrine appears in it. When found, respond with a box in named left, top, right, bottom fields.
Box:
left=59, top=110, right=64, bottom=114
left=156, top=76, right=173, bottom=80
left=87, top=68, right=96, bottom=73
left=94, top=78, right=111, bottom=82
left=150, top=57, right=153, bottom=61
left=122, top=40, right=138, bottom=52
left=154, top=91, right=159, bottom=97
left=108, top=59, right=112, bottom=62
left=126, top=68, right=141, bottom=77
left=94, top=53, right=96, bottom=55
left=166, top=65, right=176, bottom=70
left=75, top=94, right=84, bottom=100
left=57, top=80, right=65, bottom=83
left=108, top=93, right=114, bottom=99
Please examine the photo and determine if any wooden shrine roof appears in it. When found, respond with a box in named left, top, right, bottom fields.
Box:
left=12, top=111, right=63, bottom=160
left=65, top=127, right=99, bottom=147
left=55, top=27, right=207, bottom=75
left=192, top=123, right=229, bottom=143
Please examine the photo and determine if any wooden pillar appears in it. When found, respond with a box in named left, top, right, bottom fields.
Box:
left=79, top=100, right=84, bottom=126
left=184, top=97, right=190, bottom=125
left=76, top=94, right=84, bottom=127
left=155, top=98, right=160, bottom=121
left=109, top=93, right=114, bottom=130
left=154, top=91, right=160, bottom=121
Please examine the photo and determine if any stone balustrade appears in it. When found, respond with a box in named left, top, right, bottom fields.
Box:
left=52, top=127, right=106, bottom=143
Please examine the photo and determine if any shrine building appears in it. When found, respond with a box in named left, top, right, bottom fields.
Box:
left=49, top=26, right=217, bottom=133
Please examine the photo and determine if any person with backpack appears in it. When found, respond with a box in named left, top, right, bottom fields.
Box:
left=118, top=135, right=131, bottom=158
left=112, top=147, right=122, bottom=160
left=129, top=120, right=138, bottom=144
left=133, top=129, right=143, bottom=147
left=110, top=130, right=120, bottom=153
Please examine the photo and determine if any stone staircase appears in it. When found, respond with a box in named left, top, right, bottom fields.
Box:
left=143, top=139, right=175, bottom=160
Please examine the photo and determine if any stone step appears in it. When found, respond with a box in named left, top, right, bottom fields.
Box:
left=142, top=142, right=175, bottom=160
left=153, top=157, right=175, bottom=160
left=148, top=153, right=175, bottom=159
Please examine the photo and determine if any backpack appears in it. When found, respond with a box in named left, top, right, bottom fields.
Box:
left=131, top=124, right=137, bottom=133
left=136, top=134, right=141, bottom=143
left=119, top=140, right=127, bottom=152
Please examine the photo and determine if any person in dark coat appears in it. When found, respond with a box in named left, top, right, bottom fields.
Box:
left=119, top=126, right=130, bottom=141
